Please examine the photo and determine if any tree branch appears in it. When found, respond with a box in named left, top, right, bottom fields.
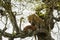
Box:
left=53, top=17, right=60, bottom=21
left=2, top=0, right=19, bottom=33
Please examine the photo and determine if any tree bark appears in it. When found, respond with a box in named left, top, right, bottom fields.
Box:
left=0, top=37, right=2, bottom=40
left=2, top=0, right=19, bottom=33
left=0, top=33, right=2, bottom=40
left=37, top=35, right=54, bottom=40
left=9, top=37, right=14, bottom=40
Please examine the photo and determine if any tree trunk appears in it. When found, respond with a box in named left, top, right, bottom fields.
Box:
left=9, top=37, right=14, bottom=40
left=0, top=33, right=2, bottom=40
left=0, top=36, right=2, bottom=40
left=37, top=35, right=54, bottom=40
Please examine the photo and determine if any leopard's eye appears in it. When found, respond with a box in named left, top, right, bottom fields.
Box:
left=29, top=21, right=31, bottom=22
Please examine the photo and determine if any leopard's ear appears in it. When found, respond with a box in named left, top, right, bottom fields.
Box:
left=28, top=14, right=45, bottom=26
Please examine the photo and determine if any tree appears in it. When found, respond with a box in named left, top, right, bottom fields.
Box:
left=0, top=0, right=60, bottom=40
